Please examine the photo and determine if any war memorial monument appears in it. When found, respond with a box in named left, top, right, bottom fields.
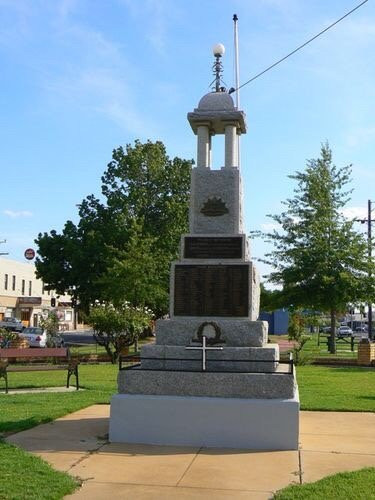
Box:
left=109, top=45, right=299, bottom=450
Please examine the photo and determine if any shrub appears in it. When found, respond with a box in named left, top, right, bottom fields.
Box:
left=87, top=303, right=152, bottom=363
left=0, top=329, right=19, bottom=348
left=39, top=312, right=61, bottom=347
left=288, top=312, right=312, bottom=365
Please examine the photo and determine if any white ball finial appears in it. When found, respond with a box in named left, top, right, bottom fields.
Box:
left=212, top=43, right=225, bottom=57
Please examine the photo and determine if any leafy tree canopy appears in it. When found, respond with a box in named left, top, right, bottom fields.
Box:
left=35, top=140, right=192, bottom=314
left=256, top=143, right=375, bottom=352
left=259, top=283, right=285, bottom=312
left=87, top=303, right=152, bottom=363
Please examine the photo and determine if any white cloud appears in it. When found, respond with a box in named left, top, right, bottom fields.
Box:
left=57, top=0, right=78, bottom=21
left=119, top=0, right=179, bottom=55
left=45, top=67, right=155, bottom=137
left=39, top=11, right=157, bottom=137
left=59, top=22, right=125, bottom=62
left=0, top=1, right=147, bottom=135
left=341, top=206, right=367, bottom=221
left=3, top=210, right=33, bottom=218
left=0, top=0, right=33, bottom=46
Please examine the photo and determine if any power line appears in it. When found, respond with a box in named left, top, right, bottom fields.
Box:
left=229, top=0, right=369, bottom=95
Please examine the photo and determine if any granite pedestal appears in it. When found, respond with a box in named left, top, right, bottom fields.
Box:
left=109, top=389, right=300, bottom=450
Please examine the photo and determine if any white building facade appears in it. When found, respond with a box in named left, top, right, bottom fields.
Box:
left=0, top=257, right=74, bottom=330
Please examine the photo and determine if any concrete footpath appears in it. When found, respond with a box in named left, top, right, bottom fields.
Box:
left=6, top=405, right=375, bottom=499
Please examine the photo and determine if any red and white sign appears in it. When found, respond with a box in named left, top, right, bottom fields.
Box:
left=24, top=248, right=35, bottom=260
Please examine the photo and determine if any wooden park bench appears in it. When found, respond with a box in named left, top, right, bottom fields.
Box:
left=0, top=347, right=79, bottom=394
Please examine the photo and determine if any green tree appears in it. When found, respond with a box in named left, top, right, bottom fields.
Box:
left=260, top=283, right=284, bottom=311
left=39, top=311, right=60, bottom=347
left=258, top=144, right=374, bottom=353
left=99, top=220, right=169, bottom=314
left=87, top=303, right=151, bottom=363
left=35, top=140, right=192, bottom=314
left=35, top=200, right=118, bottom=313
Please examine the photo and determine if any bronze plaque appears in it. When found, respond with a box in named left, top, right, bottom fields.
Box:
left=174, top=265, right=249, bottom=317
left=184, top=237, right=243, bottom=259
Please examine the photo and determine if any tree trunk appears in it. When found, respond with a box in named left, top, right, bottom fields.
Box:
left=104, top=343, right=116, bottom=364
left=330, top=309, right=336, bottom=354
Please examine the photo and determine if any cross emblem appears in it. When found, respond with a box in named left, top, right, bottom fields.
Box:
left=185, top=336, right=223, bottom=371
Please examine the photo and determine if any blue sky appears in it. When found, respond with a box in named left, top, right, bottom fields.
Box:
left=1, top=0, right=374, bottom=281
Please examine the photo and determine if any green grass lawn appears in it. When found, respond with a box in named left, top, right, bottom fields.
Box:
left=269, top=334, right=359, bottom=359
left=303, top=335, right=358, bottom=359
left=68, top=336, right=153, bottom=356
left=0, top=442, right=79, bottom=500
left=69, top=344, right=108, bottom=355
left=297, top=365, right=375, bottom=412
left=0, top=363, right=118, bottom=435
left=274, top=467, right=375, bottom=499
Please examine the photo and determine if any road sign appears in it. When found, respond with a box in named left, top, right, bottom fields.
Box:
left=24, top=248, right=35, bottom=260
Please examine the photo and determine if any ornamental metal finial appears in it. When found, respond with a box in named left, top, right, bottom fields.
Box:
left=212, top=43, right=225, bottom=92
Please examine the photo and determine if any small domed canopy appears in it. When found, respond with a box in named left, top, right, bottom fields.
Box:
left=198, top=92, right=235, bottom=111
left=187, top=91, right=247, bottom=135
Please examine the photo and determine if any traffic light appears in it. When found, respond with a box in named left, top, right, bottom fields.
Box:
left=51, top=297, right=56, bottom=307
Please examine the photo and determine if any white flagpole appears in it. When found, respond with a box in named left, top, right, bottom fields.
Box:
left=233, top=14, right=241, bottom=169
left=233, top=13, right=240, bottom=109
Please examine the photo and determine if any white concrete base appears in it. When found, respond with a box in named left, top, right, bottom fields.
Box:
left=109, top=391, right=299, bottom=450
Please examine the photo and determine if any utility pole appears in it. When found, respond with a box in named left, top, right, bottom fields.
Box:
left=367, top=200, right=373, bottom=340
left=355, top=200, right=375, bottom=341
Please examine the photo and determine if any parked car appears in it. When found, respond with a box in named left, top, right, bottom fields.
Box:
left=0, top=317, right=23, bottom=332
left=355, top=325, right=368, bottom=333
left=19, top=327, right=64, bottom=348
left=320, top=326, right=331, bottom=333
left=337, top=326, right=353, bottom=337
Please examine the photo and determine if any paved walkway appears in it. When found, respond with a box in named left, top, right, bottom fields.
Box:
left=275, top=339, right=297, bottom=352
left=3, top=386, right=84, bottom=395
left=6, top=405, right=375, bottom=499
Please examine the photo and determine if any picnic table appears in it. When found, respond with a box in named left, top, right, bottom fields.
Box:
left=317, top=332, right=360, bottom=352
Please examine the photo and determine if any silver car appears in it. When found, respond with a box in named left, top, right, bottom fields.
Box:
left=337, top=326, right=353, bottom=337
left=19, top=327, right=64, bottom=348
left=0, top=317, right=24, bottom=332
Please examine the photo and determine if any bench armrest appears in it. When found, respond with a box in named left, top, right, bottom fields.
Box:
left=68, top=359, right=80, bottom=368
left=0, top=360, right=8, bottom=372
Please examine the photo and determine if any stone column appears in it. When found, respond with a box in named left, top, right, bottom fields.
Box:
left=224, top=123, right=238, bottom=168
left=197, top=124, right=210, bottom=168
left=208, top=133, right=212, bottom=168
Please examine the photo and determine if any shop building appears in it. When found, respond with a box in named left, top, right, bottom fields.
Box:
left=0, top=257, right=74, bottom=330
